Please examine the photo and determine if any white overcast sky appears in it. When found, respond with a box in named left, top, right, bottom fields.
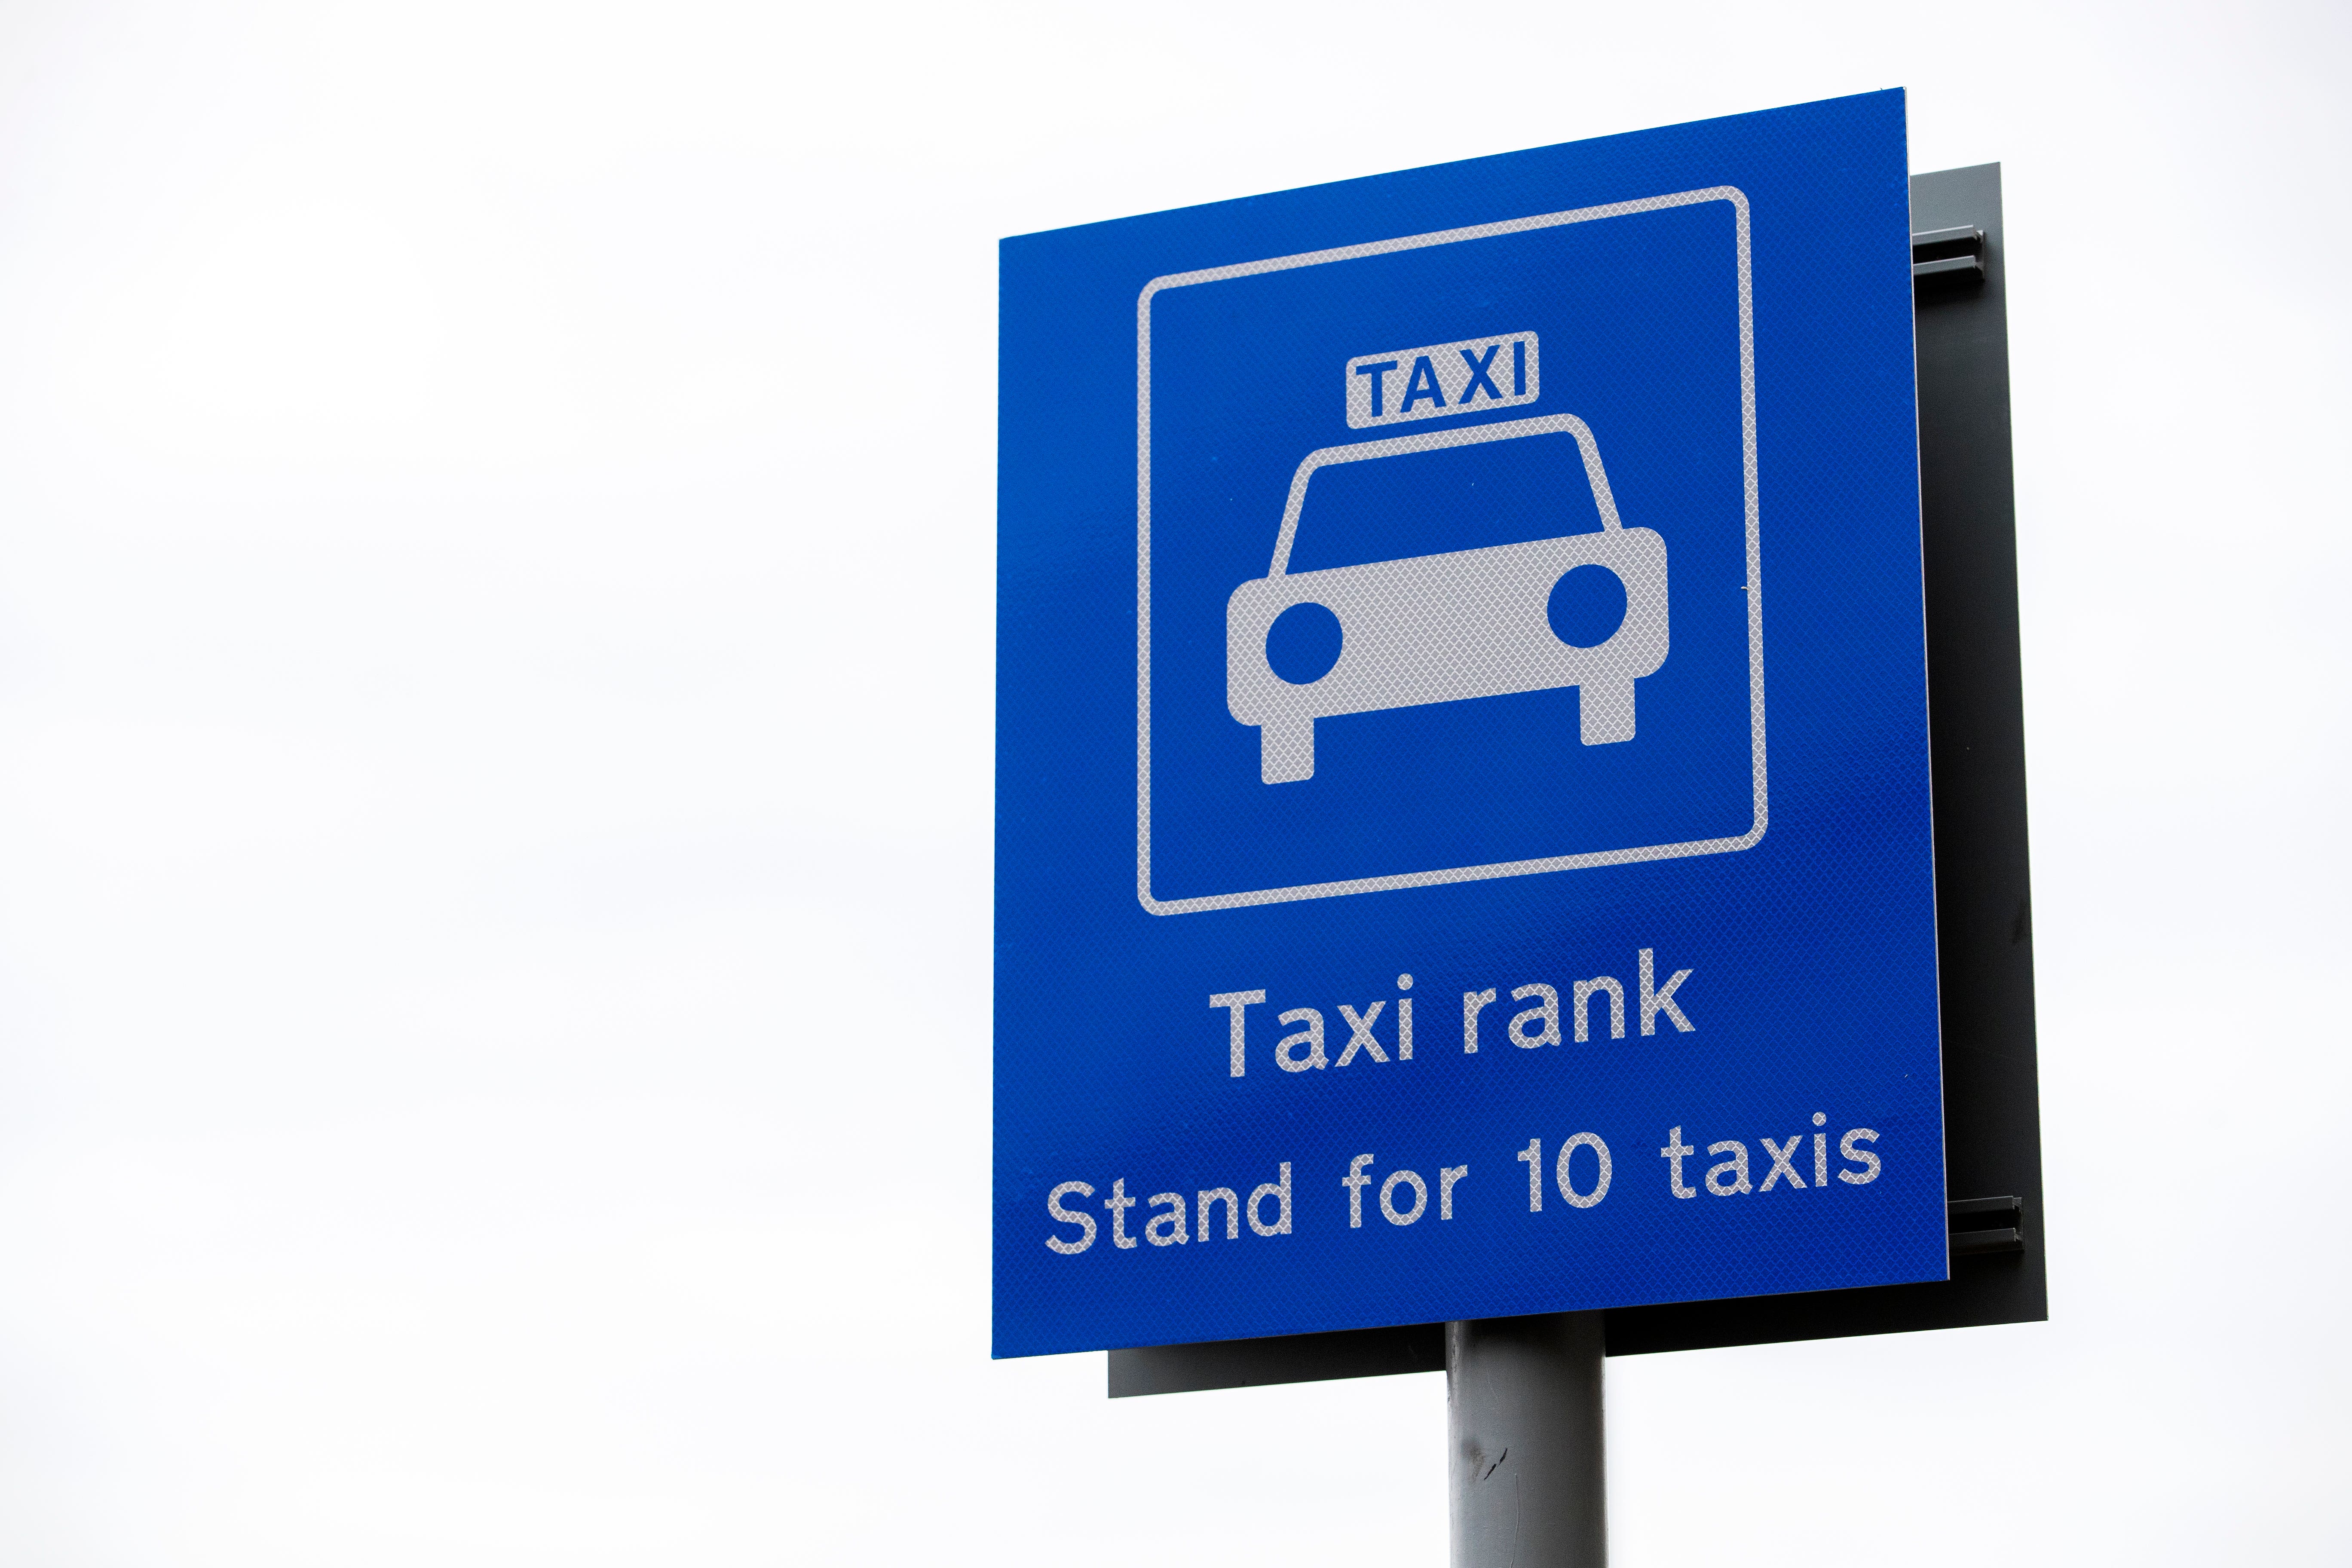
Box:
left=0, top=2, right=2344, bottom=1563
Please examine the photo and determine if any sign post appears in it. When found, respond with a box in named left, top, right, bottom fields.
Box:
left=1449, top=1313, right=1607, bottom=1568
left=998, top=93, right=2041, bottom=1562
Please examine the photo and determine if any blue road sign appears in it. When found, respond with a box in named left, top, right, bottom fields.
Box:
left=995, top=91, right=1944, bottom=1359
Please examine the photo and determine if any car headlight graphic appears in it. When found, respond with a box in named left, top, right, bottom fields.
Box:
left=1226, top=413, right=1669, bottom=784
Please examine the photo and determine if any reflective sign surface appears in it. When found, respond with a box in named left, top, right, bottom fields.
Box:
left=996, top=90, right=1943, bottom=1357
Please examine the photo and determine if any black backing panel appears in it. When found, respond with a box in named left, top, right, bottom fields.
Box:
left=1112, top=164, right=2045, bottom=1398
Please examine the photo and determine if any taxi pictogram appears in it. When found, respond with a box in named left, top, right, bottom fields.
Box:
left=1224, top=414, right=1670, bottom=783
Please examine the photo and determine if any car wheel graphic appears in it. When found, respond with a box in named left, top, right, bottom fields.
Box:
left=1547, top=562, right=1637, bottom=744
left=1547, top=564, right=1628, bottom=648
left=1265, top=601, right=1344, bottom=685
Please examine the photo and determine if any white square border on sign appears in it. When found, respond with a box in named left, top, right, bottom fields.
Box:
left=1136, top=186, right=1766, bottom=916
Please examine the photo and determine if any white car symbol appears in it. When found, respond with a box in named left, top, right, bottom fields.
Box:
left=1226, top=412, right=1669, bottom=784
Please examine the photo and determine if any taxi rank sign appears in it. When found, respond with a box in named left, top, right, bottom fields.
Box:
left=995, top=90, right=1943, bottom=1359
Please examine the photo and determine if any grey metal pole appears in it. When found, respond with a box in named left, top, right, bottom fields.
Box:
left=1447, top=1313, right=1606, bottom=1568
